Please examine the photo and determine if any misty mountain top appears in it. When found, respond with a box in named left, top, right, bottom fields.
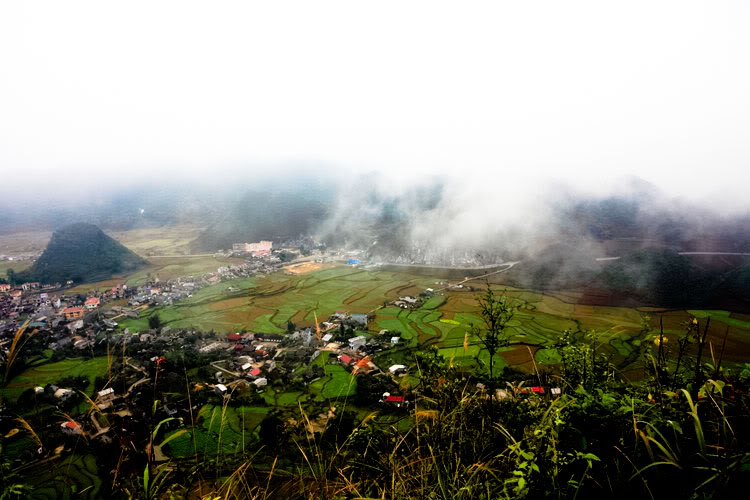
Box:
left=2, top=174, right=747, bottom=263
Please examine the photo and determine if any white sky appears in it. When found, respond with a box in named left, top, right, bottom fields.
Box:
left=1, top=1, right=749, bottom=203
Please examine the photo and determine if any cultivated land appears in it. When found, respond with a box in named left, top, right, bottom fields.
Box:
left=0, top=231, right=52, bottom=255
left=5, top=250, right=750, bottom=491
left=0, top=356, right=109, bottom=403
left=118, top=265, right=750, bottom=373
left=65, top=255, right=245, bottom=294
left=0, top=226, right=204, bottom=259
left=0, top=260, right=32, bottom=276
left=106, top=225, right=204, bottom=256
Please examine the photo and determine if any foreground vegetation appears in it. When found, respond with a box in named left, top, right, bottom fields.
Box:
left=2, top=285, right=750, bottom=499
left=128, top=313, right=750, bottom=499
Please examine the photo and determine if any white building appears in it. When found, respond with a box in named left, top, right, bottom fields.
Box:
left=349, top=336, right=367, bottom=350
left=388, top=364, right=407, bottom=375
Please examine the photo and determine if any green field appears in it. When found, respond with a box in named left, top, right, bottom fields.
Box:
left=112, top=265, right=750, bottom=369
left=164, top=403, right=269, bottom=457
left=23, top=454, right=102, bottom=500
left=65, top=254, right=245, bottom=294
left=0, top=259, right=32, bottom=276
left=0, top=357, right=109, bottom=403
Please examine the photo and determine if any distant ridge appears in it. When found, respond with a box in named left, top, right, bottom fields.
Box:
left=19, top=223, right=149, bottom=284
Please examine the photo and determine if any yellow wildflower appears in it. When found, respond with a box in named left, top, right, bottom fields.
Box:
left=653, top=335, right=668, bottom=346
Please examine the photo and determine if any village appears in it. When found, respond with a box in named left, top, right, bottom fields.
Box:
left=0, top=240, right=425, bottom=461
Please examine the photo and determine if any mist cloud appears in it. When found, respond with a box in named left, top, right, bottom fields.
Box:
left=0, top=0, right=748, bottom=208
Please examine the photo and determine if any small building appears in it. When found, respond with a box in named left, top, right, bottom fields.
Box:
left=97, top=388, right=115, bottom=402
left=381, top=392, right=406, bottom=407
left=84, top=297, right=100, bottom=310
left=61, top=421, right=82, bottom=435
left=253, top=377, right=268, bottom=388
left=339, top=354, right=353, bottom=365
left=62, top=306, right=85, bottom=320
left=391, top=336, right=400, bottom=345
left=214, top=384, right=228, bottom=395
left=348, top=336, right=367, bottom=350
left=322, top=333, right=333, bottom=343
left=388, top=364, right=407, bottom=376
left=241, top=363, right=252, bottom=371
left=54, top=388, right=74, bottom=400
left=73, top=338, right=92, bottom=350
left=255, top=333, right=283, bottom=343
left=354, top=356, right=376, bottom=374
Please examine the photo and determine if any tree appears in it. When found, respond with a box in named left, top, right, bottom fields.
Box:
left=471, top=286, right=519, bottom=391
left=322, top=410, right=356, bottom=447
left=148, top=313, right=162, bottom=330
left=354, top=373, right=394, bottom=406
left=6, top=269, right=16, bottom=286
left=258, top=411, right=286, bottom=449
left=286, top=320, right=296, bottom=334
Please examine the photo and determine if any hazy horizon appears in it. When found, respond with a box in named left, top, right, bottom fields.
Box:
left=1, top=0, right=749, bottom=213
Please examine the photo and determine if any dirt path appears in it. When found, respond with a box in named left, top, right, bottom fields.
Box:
left=436, top=261, right=521, bottom=291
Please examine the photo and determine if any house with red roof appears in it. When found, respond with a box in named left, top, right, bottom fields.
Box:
left=84, top=297, right=100, bottom=310
left=0, top=284, right=10, bottom=293
left=60, top=420, right=82, bottom=435
left=339, top=354, right=353, bottom=365
left=63, top=306, right=84, bottom=320
left=385, top=395, right=405, bottom=404
left=354, top=356, right=376, bottom=374
left=226, top=333, right=242, bottom=342
left=248, top=368, right=262, bottom=378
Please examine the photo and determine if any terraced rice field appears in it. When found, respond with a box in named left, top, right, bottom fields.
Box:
left=0, top=357, right=109, bottom=403
left=117, top=265, right=750, bottom=371
left=23, top=454, right=102, bottom=499
left=164, top=404, right=270, bottom=457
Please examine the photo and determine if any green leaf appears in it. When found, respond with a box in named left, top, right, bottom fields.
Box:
left=143, top=465, right=150, bottom=495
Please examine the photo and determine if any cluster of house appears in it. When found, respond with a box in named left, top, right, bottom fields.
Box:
left=390, top=288, right=436, bottom=310
left=231, top=240, right=273, bottom=256
left=0, top=238, right=296, bottom=334
left=199, top=309, right=415, bottom=406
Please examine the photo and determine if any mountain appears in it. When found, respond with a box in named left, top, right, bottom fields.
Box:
left=191, top=184, right=333, bottom=252
left=18, top=223, right=149, bottom=284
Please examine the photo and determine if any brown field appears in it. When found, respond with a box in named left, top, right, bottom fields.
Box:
left=282, top=262, right=331, bottom=274
left=0, top=231, right=52, bottom=255
left=106, top=225, right=203, bottom=256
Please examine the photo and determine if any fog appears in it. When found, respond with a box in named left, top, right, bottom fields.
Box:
left=1, top=1, right=749, bottom=249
